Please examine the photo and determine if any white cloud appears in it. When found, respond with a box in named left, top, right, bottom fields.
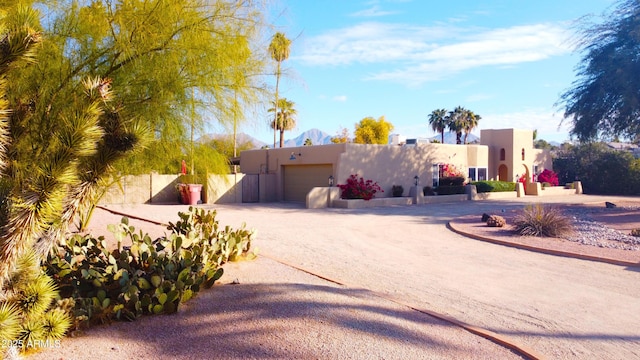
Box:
left=333, top=95, right=348, bottom=102
left=350, top=5, right=399, bottom=17
left=297, top=22, right=572, bottom=86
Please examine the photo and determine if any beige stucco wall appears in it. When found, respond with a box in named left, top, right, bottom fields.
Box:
left=240, top=144, right=347, bottom=201
left=335, top=143, right=487, bottom=196
left=239, top=128, right=549, bottom=202
left=99, top=173, right=244, bottom=204
left=481, top=128, right=552, bottom=182
left=241, top=143, right=488, bottom=199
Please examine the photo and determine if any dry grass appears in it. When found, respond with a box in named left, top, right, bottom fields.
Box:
left=512, top=204, right=574, bottom=237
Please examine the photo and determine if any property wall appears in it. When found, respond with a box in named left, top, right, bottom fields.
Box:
left=98, top=173, right=244, bottom=205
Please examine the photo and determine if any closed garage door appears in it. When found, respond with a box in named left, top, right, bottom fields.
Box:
left=283, top=164, right=333, bottom=202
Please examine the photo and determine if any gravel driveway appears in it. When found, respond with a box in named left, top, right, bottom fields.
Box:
left=30, top=194, right=640, bottom=359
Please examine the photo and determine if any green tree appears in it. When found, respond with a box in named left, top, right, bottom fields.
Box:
left=428, top=108, right=448, bottom=144
left=268, top=98, right=297, bottom=148
left=9, top=0, right=268, bottom=175
left=268, top=32, right=292, bottom=148
left=559, top=0, right=640, bottom=141
left=0, top=7, right=147, bottom=282
left=354, top=116, right=394, bottom=144
left=553, top=142, right=640, bottom=194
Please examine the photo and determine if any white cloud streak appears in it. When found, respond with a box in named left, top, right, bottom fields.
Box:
left=296, top=22, right=572, bottom=86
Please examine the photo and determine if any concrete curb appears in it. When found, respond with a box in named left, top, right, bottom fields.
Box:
left=447, top=221, right=640, bottom=268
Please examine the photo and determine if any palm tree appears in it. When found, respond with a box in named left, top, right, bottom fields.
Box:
left=268, top=98, right=297, bottom=148
left=447, top=106, right=467, bottom=144
left=268, top=32, right=291, bottom=149
left=463, top=111, right=481, bottom=144
left=304, top=138, right=313, bottom=146
left=428, top=109, right=448, bottom=143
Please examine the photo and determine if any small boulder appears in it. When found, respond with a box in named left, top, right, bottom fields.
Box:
left=486, top=215, right=506, bottom=227
left=605, top=201, right=617, bottom=209
left=481, top=213, right=491, bottom=222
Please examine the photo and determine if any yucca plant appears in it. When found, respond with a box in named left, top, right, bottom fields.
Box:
left=512, top=204, right=574, bottom=237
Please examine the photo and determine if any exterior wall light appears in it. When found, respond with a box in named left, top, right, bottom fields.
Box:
left=328, top=175, right=334, bottom=187
left=414, top=175, right=419, bottom=186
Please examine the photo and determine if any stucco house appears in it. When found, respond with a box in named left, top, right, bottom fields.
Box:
left=239, top=128, right=553, bottom=203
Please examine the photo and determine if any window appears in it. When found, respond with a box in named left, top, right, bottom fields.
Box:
left=478, top=168, right=487, bottom=181
left=432, top=164, right=440, bottom=187
left=467, top=167, right=487, bottom=181
left=468, top=168, right=476, bottom=181
left=500, top=148, right=505, bottom=161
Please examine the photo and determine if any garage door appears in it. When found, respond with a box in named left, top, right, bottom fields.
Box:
left=283, top=164, right=333, bottom=202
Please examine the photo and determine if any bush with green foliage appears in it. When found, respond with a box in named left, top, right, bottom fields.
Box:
left=338, top=175, right=383, bottom=200
left=512, top=204, right=573, bottom=237
left=0, top=251, right=71, bottom=356
left=553, top=142, right=640, bottom=195
left=631, top=228, right=640, bottom=237
left=471, top=181, right=516, bottom=193
left=43, top=207, right=254, bottom=327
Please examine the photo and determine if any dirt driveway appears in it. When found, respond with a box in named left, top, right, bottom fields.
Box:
left=32, top=194, right=640, bottom=359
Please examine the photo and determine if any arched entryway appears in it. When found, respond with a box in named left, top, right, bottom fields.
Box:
left=498, top=164, right=508, bottom=181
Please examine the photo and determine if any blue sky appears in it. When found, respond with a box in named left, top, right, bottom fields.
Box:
left=238, top=0, right=615, bottom=144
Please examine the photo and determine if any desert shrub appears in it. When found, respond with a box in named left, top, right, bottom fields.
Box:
left=338, top=174, right=383, bottom=200
left=434, top=185, right=466, bottom=195
left=44, top=207, right=254, bottom=327
left=486, top=215, right=506, bottom=227
left=631, top=228, right=640, bottom=237
left=512, top=204, right=573, bottom=237
left=537, top=169, right=559, bottom=186
left=541, top=182, right=552, bottom=189
left=472, top=181, right=516, bottom=193
left=423, top=186, right=435, bottom=196
left=391, top=185, right=404, bottom=197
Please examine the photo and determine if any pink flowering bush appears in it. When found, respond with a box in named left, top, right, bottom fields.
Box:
left=517, top=173, right=527, bottom=191
left=441, top=164, right=464, bottom=178
left=338, top=174, right=383, bottom=200
left=537, top=169, right=559, bottom=186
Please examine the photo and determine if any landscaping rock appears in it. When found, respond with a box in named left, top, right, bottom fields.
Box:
left=606, top=201, right=617, bottom=208
left=481, top=213, right=491, bottom=222
left=486, top=215, right=506, bottom=228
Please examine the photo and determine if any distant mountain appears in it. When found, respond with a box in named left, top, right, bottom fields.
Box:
left=428, top=132, right=480, bottom=144
left=284, top=128, right=333, bottom=147
left=198, top=133, right=267, bottom=149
